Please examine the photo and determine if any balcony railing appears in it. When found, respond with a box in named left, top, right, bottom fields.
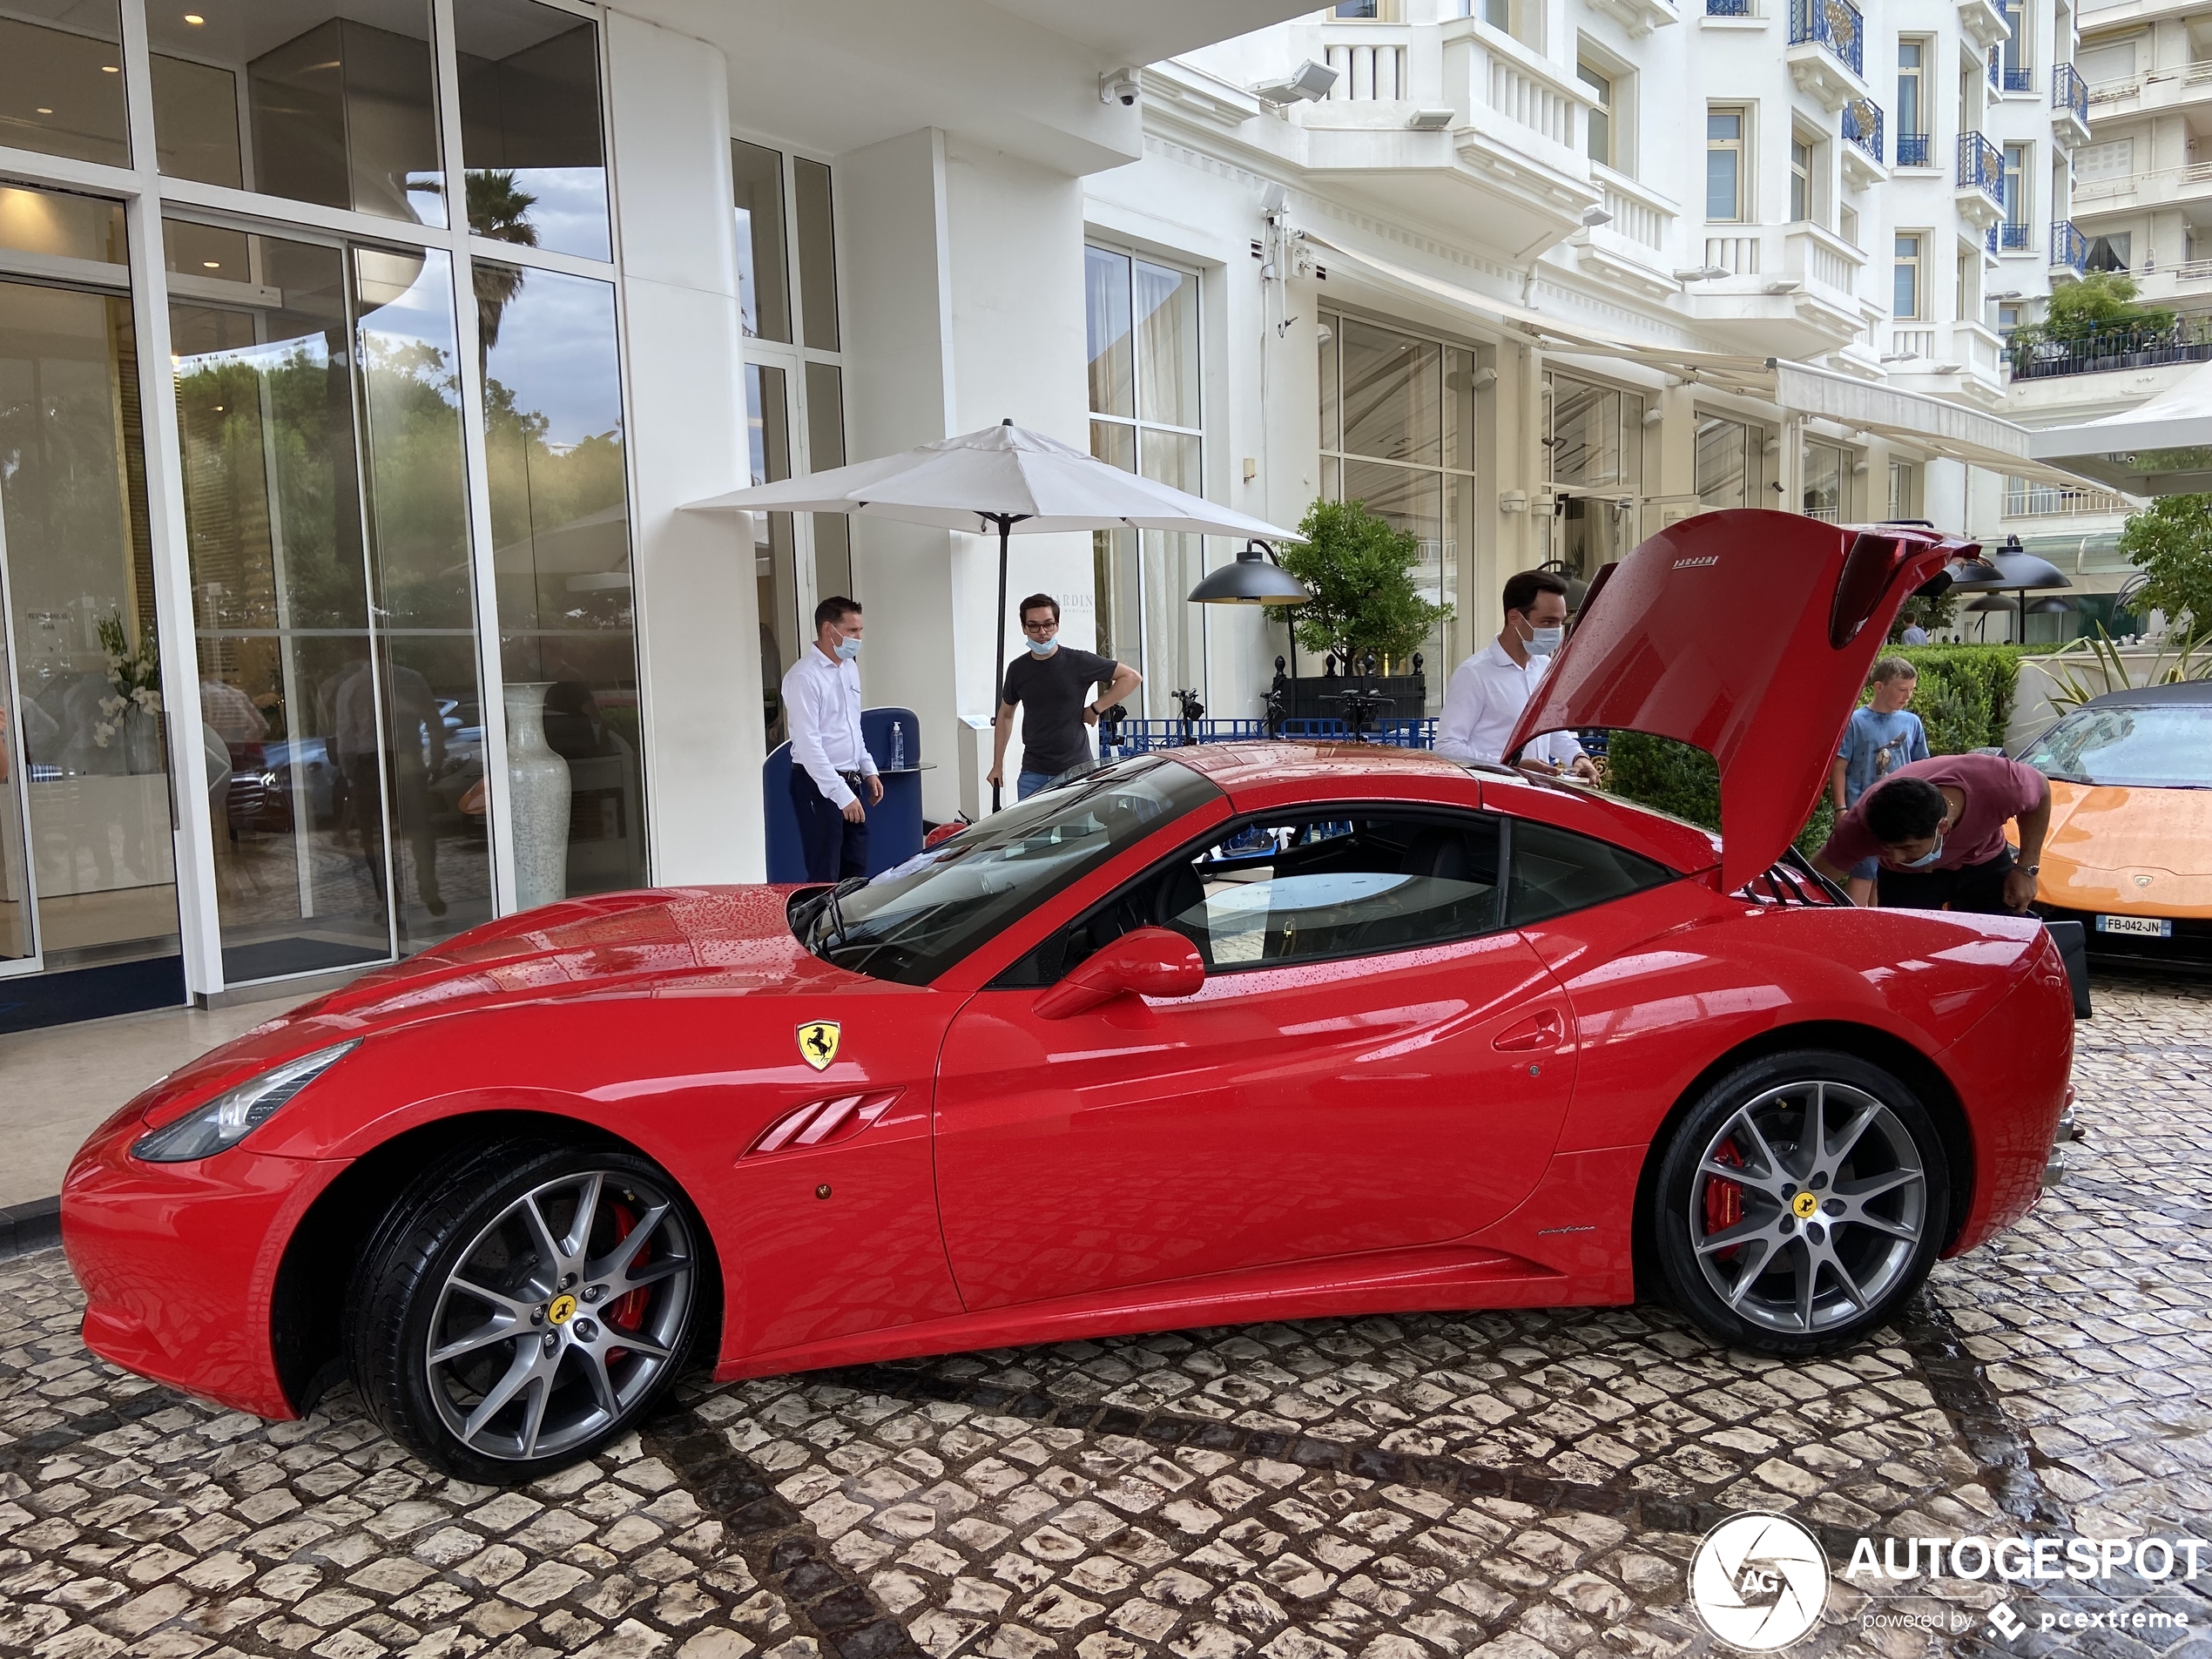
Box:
left=1788, top=0, right=1863, bottom=78
left=2000, top=221, right=2032, bottom=251
left=2006, top=318, right=2212, bottom=380
left=1706, top=0, right=1754, bottom=12
left=2003, top=66, right=2033, bottom=92
left=1958, top=132, right=2003, bottom=199
left=2051, top=219, right=2087, bottom=271
left=1842, top=96, right=1883, bottom=163
left=2003, top=481, right=2128, bottom=518
left=1324, top=37, right=1408, bottom=100
left=2053, top=63, right=2089, bottom=121
left=1897, top=132, right=1931, bottom=166
left=1987, top=50, right=2001, bottom=90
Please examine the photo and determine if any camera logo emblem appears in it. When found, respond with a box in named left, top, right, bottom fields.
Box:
left=1688, top=1512, right=1830, bottom=1650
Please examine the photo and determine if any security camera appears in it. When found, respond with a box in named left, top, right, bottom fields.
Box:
left=1100, top=68, right=1142, bottom=107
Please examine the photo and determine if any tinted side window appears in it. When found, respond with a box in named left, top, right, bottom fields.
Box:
left=1507, top=818, right=1676, bottom=926
left=998, top=811, right=1505, bottom=985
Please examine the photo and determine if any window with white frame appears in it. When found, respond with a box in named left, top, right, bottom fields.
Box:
left=1886, top=460, right=1921, bottom=521
left=1696, top=415, right=1764, bottom=509
left=1580, top=58, right=1614, bottom=169
left=1801, top=440, right=1850, bottom=522
left=1898, top=40, right=1927, bottom=153
left=1791, top=133, right=1815, bottom=224
left=1894, top=233, right=1924, bottom=318
left=1546, top=374, right=1644, bottom=584
left=1088, top=245, right=1205, bottom=718
left=734, top=138, right=847, bottom=751
left=1708, top=108, right=1747, bottom=221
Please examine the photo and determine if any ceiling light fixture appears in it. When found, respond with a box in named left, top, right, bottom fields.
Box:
left=202, top=260, right=219, bottom=268
left=35, top=106, right=51, bottom=114
left=185, top=12, right=205, bottom=22
left=101, top=64, right=119, bottom=72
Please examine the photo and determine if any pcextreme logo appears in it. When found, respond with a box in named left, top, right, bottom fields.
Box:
left=1689, top=1514, right=1829, bottom=1651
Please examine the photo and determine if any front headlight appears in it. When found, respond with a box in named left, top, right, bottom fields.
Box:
left=131, top=1041, right=361, bottom=1163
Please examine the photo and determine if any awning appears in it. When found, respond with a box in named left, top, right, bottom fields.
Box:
left=1772, top=361, right=2107, bottom=490
left=1299, top=231, right=1772, bottom=385
left=2023, top=356, right=2212, bottom=496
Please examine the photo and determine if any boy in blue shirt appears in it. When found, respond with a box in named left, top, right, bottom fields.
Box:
left=1830, top=658, right=1932, bottom=904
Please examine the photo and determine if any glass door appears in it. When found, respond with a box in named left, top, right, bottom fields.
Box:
left=0, top=187, right=182, bottom=982
left=168, top=220, right=489, bottom=984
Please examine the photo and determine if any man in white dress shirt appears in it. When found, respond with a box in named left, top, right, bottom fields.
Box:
left=781, top=596, right=882, bottom=882
left=1434, top=569, right=1597, bottom=779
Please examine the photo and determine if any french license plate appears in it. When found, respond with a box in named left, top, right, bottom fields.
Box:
left=2097, top=914, right=2173, bottom=938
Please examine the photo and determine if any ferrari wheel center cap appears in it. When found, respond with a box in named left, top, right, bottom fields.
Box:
left=1790, top=1190, right=1820, bottom=1221
left=547, top=1293, right=578, bottom=1325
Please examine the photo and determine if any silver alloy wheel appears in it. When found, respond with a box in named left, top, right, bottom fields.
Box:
left=424, top=1170, right=694, bottom=1461
left=1687, top=1079, right=1926, bottom=1336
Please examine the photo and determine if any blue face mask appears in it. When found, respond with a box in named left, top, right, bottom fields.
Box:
left=1898, top=833, right=1944, bottom=869
left=834, top=635, right=861, bottom=662
left=1528, top=625, right=1565, bottom=657
left=1025, top=636, right=1057, bottom=656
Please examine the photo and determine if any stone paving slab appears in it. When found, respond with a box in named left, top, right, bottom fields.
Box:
left=1, top=976, right=2206, bottom=1659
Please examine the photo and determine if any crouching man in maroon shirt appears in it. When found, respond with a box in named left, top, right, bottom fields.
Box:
left=1811, top=752, right=2052, bottom=914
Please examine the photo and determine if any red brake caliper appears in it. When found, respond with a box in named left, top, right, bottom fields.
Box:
left=604, top=1201, right=650, bottom=1362
left=1704, top=1139, right=1744, bottom=1258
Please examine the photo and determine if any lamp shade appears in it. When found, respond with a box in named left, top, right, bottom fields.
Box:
left=1188, top=540, right=1309, bottom=604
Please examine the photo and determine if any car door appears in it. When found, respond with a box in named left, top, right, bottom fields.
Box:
left=932, top=806, right=1579, bottom=1312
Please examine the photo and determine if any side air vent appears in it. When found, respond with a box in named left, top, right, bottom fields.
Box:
left=742, top=1090, right=902, bottom=1159
left=1733, top=850, right=1850, bottom=907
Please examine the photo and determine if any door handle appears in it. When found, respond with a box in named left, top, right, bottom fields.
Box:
left=1493, top=1008, right=1564, bottom=1053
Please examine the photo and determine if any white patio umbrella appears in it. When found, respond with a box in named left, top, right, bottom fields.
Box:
left=686, top=419, right=1306, bottom=805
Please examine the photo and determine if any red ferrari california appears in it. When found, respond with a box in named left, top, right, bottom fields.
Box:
left=63, top=512, right=2079, bottom=1484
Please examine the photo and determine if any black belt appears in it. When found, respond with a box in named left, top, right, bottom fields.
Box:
left=837, top=770, right=865, bottom=790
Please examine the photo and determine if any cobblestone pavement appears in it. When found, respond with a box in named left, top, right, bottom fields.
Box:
left=2, top=977, right=2206, bottom=1659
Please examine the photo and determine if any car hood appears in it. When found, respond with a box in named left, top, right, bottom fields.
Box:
left=2036, top=779, right=2212, bottom=915
left=127, top=887, right=848, bottom=1121
left=1507, top=510, right=1967, bottom=890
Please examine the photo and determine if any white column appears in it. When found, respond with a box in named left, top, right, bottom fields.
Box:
left=604, top=12, right=763, bottom=882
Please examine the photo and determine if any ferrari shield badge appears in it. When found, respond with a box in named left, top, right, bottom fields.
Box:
left=797, top=1021, right=841, bottom=1071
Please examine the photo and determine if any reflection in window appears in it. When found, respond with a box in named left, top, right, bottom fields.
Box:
left=1801, top=440, right=1848, bottom=523
left=1547, top=374, right=1643, bottom=583
left=1318, top=311, right=1473, bottom=698
left=1088, top=246, right=1205, bottom=716
left=477, top=263, right=643, bottom=899
left=457, top=0, right=610, bottom=263
left=171, top=226, right=486, bottom=984
left=0, top=186, right=125, bottom=266
left=794, top=158, right=840, bottom=351
left=147, top=3, right=444, bottom=226
left=748, top=364, right=797, bottom=750
left=0, top=2, right=129, bottom=168
left=0, top=254, right=175, bottom=972
left=1507, top=819, right=1673, bottom=926
left=732, top=140, right=791, bottom=342
left=1696, top=415, right=1757, bottom=509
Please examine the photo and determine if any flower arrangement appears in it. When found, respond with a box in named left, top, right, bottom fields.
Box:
left=92, top=610, right=162, bottom=750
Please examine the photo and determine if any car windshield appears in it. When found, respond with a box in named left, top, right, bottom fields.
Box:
left=2019, top=704, right=2212, bottom=788
left=795, top=759, right=1222, bottom=984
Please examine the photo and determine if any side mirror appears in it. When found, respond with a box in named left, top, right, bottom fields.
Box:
left=1034, top=926, right=1204, bottom=1020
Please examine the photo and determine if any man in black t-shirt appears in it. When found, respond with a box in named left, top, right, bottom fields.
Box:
left=988, top=593, right=1143, bottom=800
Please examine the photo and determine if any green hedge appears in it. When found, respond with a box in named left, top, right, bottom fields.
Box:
left=1601, top=644, right=2028, bottom=863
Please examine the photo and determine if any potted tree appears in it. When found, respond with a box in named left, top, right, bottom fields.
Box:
left=1273, top=498, right=1453, bottom=724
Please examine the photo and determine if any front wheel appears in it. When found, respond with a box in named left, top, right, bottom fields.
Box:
left=347, top=1137, right=703, bottom=1484
left=1651, top=1052, right=1950, bottom=1355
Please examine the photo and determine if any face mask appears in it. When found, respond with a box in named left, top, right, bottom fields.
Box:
left=1898, top=834, right=1944, bottom=869
left=1025, top=636, right=1057, bottom=656
left=1527, top=625, right=1565, bottom=657
left=834, top=636, right=862, bottom=662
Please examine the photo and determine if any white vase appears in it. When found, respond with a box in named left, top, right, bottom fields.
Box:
left=504, top=682, right=571, bottom=911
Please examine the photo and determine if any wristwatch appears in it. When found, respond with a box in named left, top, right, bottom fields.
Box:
left=2020, top=864, right=2040, bottom=876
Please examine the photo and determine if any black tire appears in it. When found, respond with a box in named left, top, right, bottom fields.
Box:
left=346, top=1135, right=703, bottom=1485
left=1651, top=1050, right=1950, bottom=1355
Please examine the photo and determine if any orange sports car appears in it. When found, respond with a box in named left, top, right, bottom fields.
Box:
left=2014, top=679, right=2212, bottom=967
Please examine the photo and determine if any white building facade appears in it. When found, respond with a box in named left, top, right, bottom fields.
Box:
left=0, top=0, right=2087, bottom=1033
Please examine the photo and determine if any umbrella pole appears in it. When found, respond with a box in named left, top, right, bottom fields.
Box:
left=993, top=516, right=1009, bottom=813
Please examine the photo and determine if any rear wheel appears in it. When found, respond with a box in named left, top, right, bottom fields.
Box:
left=1652, top=1052, right=1949, bottom=1354
left=347, top=1136, right=701, bottom=1484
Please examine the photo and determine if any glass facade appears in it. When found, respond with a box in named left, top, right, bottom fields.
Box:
left=1087, top=246, right=1206, bottom=717
left=1317, top=311, right=1474, bottom=698
left=0, top=1, right=637, bottom=1011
